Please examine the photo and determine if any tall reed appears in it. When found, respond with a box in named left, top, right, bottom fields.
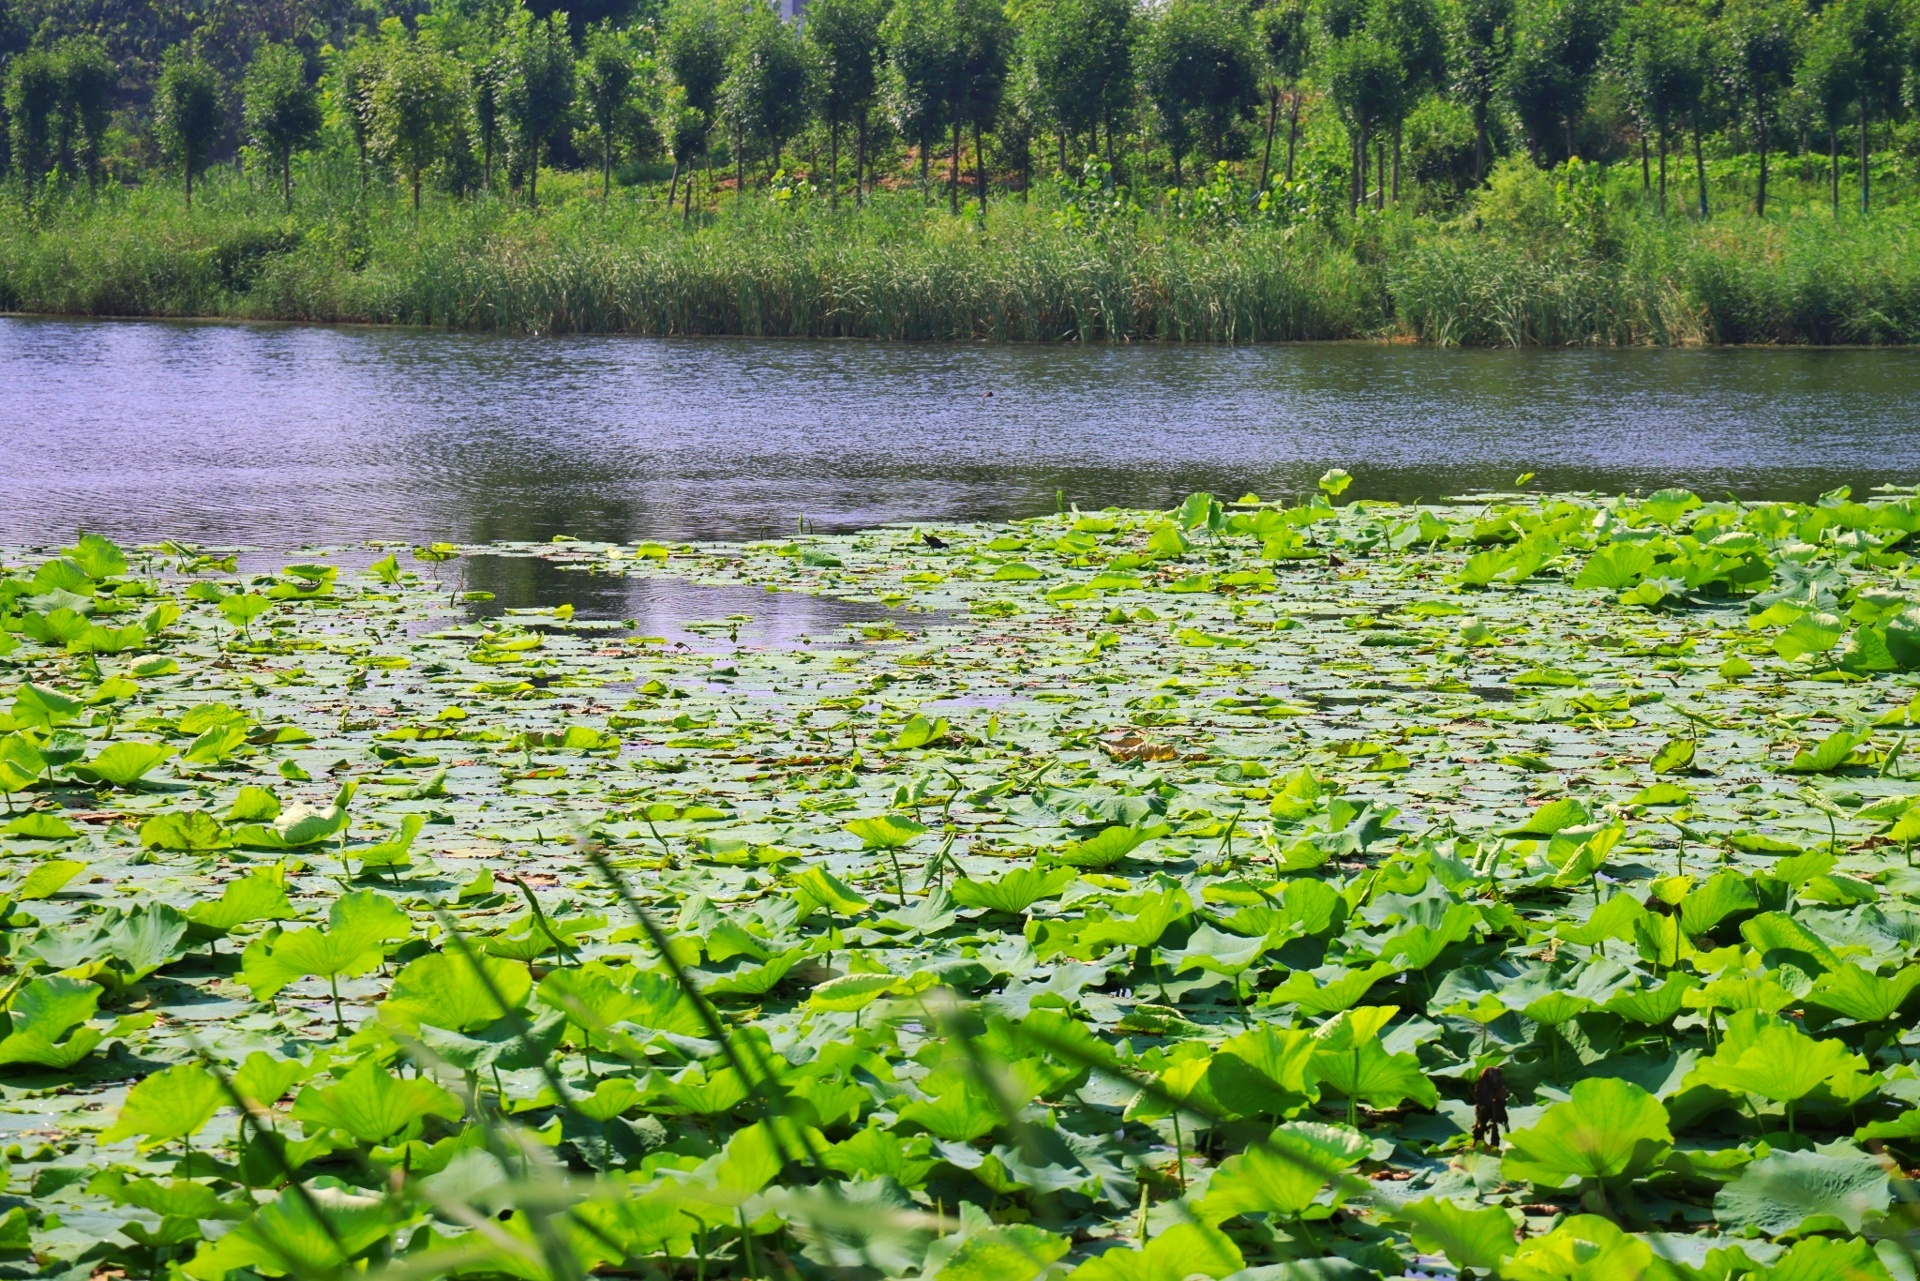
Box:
left=4, top=171, right=1917, bottom=345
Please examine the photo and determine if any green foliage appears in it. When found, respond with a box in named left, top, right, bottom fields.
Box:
left=1501, top=1077, right=1672, bottom=1189
left=0, top=486, right=1918, bottom=1276
left=242, top=42, right=322, bottom=211
left=153, top=49, right=222, bottom=208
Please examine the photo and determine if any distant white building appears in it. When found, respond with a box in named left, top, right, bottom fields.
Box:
left=778, top=0, right=807, bottom=20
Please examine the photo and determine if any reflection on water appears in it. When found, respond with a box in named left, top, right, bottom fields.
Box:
left=453, top=554, right=934, bottom=642
left=4, top=316, right=1920, bottom=548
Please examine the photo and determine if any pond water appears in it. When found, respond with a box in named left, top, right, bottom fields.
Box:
left=5, top=316, right=1920, bottom=553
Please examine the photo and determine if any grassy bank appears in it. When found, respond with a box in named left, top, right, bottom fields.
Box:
left=5, top=165, right=1920, bottom=343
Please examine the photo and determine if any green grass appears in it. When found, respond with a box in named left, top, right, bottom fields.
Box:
left=4, top=157, right=1920, bottom=343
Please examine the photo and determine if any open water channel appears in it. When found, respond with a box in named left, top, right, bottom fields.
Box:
left=6, top=315, right=1919, bottom=633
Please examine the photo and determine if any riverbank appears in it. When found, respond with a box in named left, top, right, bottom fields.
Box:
left=4, top=177, right=1919, bottom=344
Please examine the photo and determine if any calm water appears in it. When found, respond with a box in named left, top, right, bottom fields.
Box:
left=5, top=315, right=1920, bottom=549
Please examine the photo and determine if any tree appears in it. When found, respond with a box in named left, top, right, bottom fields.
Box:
left=949, top=0, right=1010, bottom=215
left=1375, top=0, right=1445, bottom=200
left=331, top=40, right=386, bottom=189
left=883, top=0, right=962, bottom=199
left=807, top=0, right=890, bottom=204
left=1795, top=7, right=1856, bottom=215
left=1324, top=29, right=1403, bottom=209
left=1617, top=0, right=1703, bottom=214
left=1719, top=0, right=1801, bottom=216
left=243, top=41, right=322, bottom=212
left=56, top=36, right=113, bottom=193
left=154, top=48, right=222, bottom=210
left=1450, top=0, right=1513, bottom=183
left=1501, top=0, right=1615, bottom=163
left=3, top=47, right=60, bottom=196
left=659, top=80, right=707, bottom=216
left=1254, top=0, right=1310, bottom=187
left=501, top=11, right=576, bottom=207
left=661, top=0, right=734, bottom=208
left=471, top=52, right=507, bottom=191
left=579, top=23, right=643, bottom=198
left=1020, top=0, right=1133, bottom=176
left=371, top=39, right=461, bottom=212
left=1137, top=0, right=1258, bottom=188
left=1819, top=0, right=1904, bottom=212
left=720, top=0, right=812, bottom=189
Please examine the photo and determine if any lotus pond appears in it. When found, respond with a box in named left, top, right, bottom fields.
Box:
left=4, top=480, right=1920, bottom=1281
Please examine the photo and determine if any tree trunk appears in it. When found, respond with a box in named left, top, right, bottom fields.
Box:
left=1829, top=125, right=1838, bottom=216
left=1376, top=137, right=1385, bottom=208
left=855, top=112, right=869, bottom=207
left=1172, top=148, right=1182, bottom=190
left=413, top=172, right=422, bottom=213
left=1640, top=134, right=1649, bottom=190
left=829, top=120, right=840, bottom=208
left=1285, top=94, right=1300, bottom=182
left=1259, top=84, right=1278, bottom=191
left=1058, top=130, right=1068, bottom=176
left=283, top=155, right=293, bottom=213
left=483, top=135, right=492, bottom=190
left=1755, top=118, right=1768, bottom=217
left=1693, top=114, right=1709, bottom=220
left=1391, top=121, right=1402, bottom=204
left=949, top=116, right=961, bottom=214
left=668, top=158, right=681, bottom=209
left=736, top=130, right=745, bottom=202
left=919, top=127, right=930, bottom=201
left=1350, top=128, right=1361, bottom=214
left=1657, top=129, right=1667, bottom=216
left=604, top=147, right=613, bottom=200
left=530, top=141, right=539, bottom=208
left=185, top=162, right=194, bottom=210
left=974, top=119, right=987, bottom=216
left=1859, top=96, right=1870, bottom=213
left=684, top=155, right=696, bottom=222
left=1473, top=101, right=1487, bottom=185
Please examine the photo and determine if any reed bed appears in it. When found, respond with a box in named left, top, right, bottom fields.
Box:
left=3, top=176, right=1918, bottom=344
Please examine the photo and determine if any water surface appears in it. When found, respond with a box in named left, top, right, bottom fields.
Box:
left=5, top=316, right=1919, bottom=548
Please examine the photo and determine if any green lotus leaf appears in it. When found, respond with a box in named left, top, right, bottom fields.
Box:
left=71, top=740, right=172, bottom=787
left=1689, top=1022, right=1868, bottom=1125
left=949, top=865, right=1075, bottom=914
left=1397, top=1197, right=1519, bottom=1274
left=1501, top=1077, right=1672, bottom=1188
left=15, top=858, right=83, bottom=901
left=0, top=975, right=103, bottom=1068
left=290, top=1060, right=461, bottom=1145
left=1065, top=1221, right=1242, bottom=1281
left=141, top=809, right=232, bottom=851
left=185, top=867, right=294, bottom=937
left=382, top=950, right=531, bottom=1033
left=844, top=813, right=926, bottom=849
left=240, top=889, right=409, bottom=999
left=181, top=1183, right=397, bottom=1280
left=1056, top=822, right=1165, bottom=868
left=102, top=1062, right=224, bottom=1146
left=2, top=812, right=77, bottom=841
left=1196, top=1122, right=1369, bottom=1222
left=1714, top=1149, right=1891, bottom=1238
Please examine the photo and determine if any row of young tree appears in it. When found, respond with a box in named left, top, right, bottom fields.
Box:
left=3, top=0, right=1915, bottom=219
